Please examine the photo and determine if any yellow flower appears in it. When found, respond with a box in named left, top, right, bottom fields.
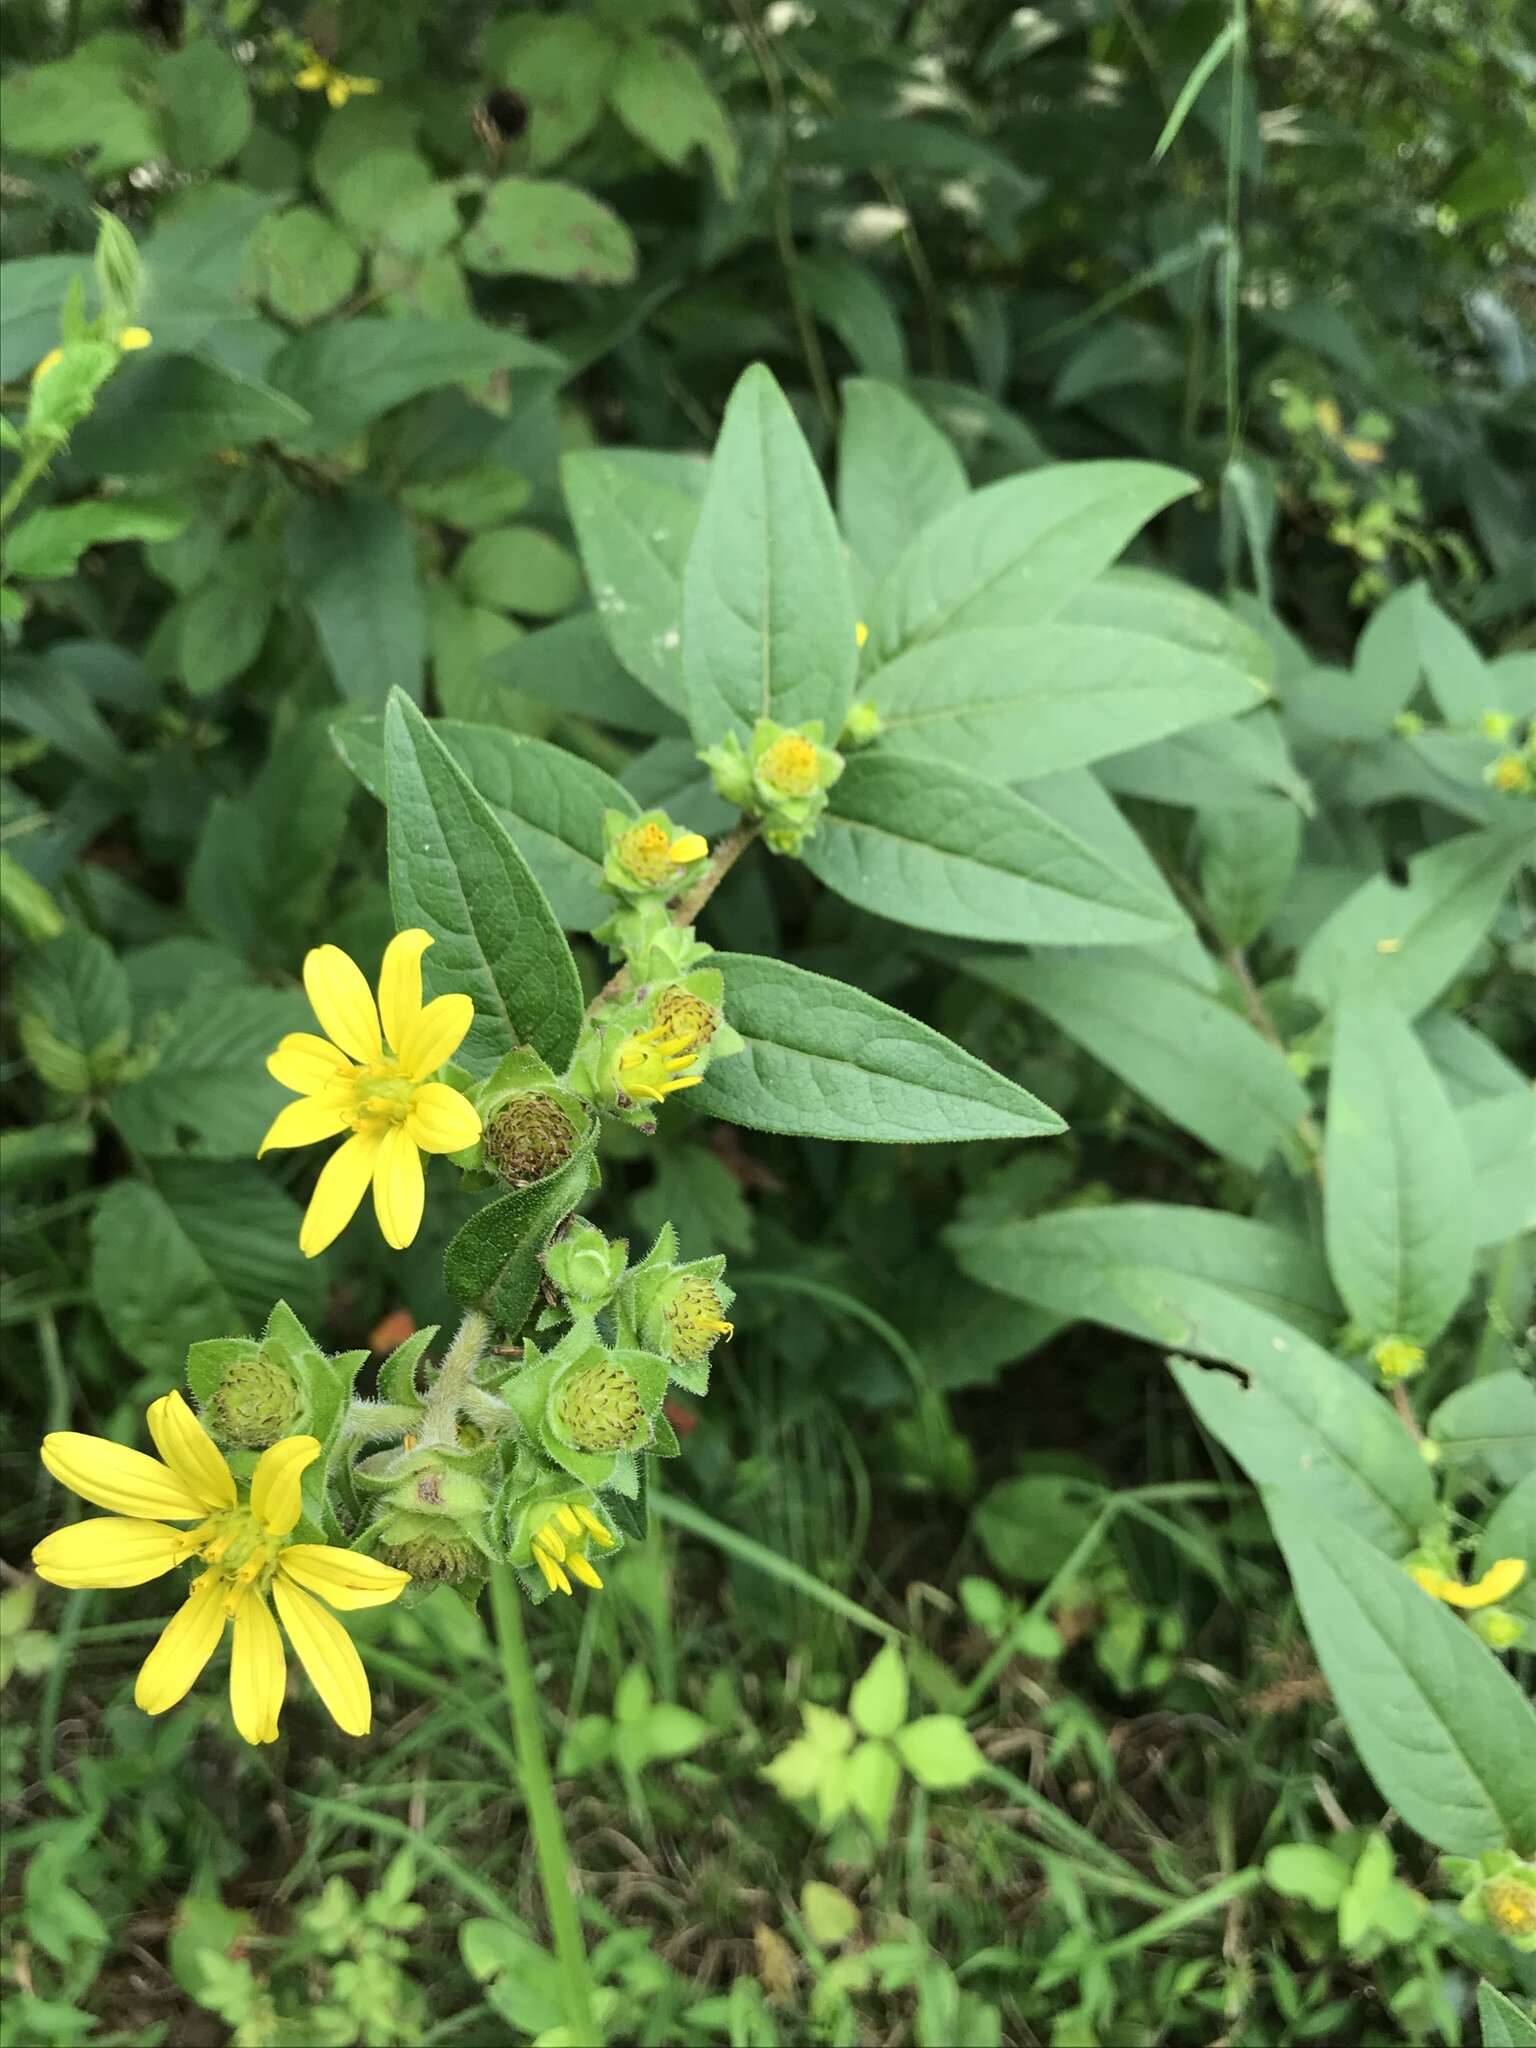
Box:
left=758, top=734, right=820, bottom=796
left=530, top=1504, right=615, bottom=1598
left=855, top=620, right=869, bottom=649
left=33, top=1393, right=408, bottom=1743
left=294, top=55, right=381, bottom=107
left=1485, top=752, right=1532, bottom=795
left=1371, top=1335, right=1424, bottom=1380
left=262, top=930, right=482, bottom=1257
left=614, top=1020, right=705, bottom=1104
left=1411, top=1557, right=1527, bottom=1611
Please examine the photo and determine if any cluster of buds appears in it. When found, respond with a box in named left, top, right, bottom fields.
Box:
left=701, top=717, right=844, bottom=854
left=593, top=808, right=717, bottom=980
left=571, top=968, right=741, bottom=1130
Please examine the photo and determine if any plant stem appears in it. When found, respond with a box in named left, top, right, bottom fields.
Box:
left=420, top=1307, right=492, bottom=1444
left=0, top=443, right=55, bottom=528
left=587, top=818, right=760, bottom=1017
left=1221, top=0, right=1248, bottom=465
left=489, top=1565, right=599, bottom=2046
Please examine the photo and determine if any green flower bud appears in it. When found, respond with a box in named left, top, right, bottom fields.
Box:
left=840, top=699, right=884, bottom=748
left=374, top=1513, right=482, bottom=1585
left=483, top=1091, right=577, bottom=1187
left=1471, top=1607, right=1527, bottom=1652
left=661, top=1274, right=735, bottom=1365
left=543, top=1222, right=627, bottom=1313
left=601, top=808, right=710, bottom=902
left=699, top=719, right=843, bottom=857
left=556, top=1360, right=646, bottom=1451
left=205, top=1354, right=302, bottom=1450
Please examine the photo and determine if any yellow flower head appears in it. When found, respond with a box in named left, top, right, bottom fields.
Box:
left=1371, top=1335, right=1424, bottom=1381
left=33, top=1392, right=408, bottom=1743
left=1486, top=1874, right=1536, bottom=1938
left=262, top=930, right=482, bottom=1257
left=530, top=1502, right=615, bottom=1598
left=1480, top=710, right=1514, bottom=742
left=1485, top=752, right=1532, bottom=795
left=1411, top=1556, right=1527, bottom=1611
left=614, top=820, right=707, bottom=890
left=663, top=1275, right=734, bottom=1364
left=652, top=984, right=717, bottom=1054
left=614, top=1019, right=705, bottom=1105
left=294, top=52, right=382, bottom=107
left=758, top=733, right=821, bottom=797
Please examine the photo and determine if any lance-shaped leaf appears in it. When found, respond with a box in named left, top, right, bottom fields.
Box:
left=867, top=625, right=1265, bottom=781
left=1266, top=1492, right=1536, bottom=1856
left=866, top=460, right=1195, bottom=659
left=837, top=377, right=968, bottom=580
left=443, top=1128, right=595, bottom=1333
left=383, top=693, right=583, bottom=1073
left=682, top=363, right=858, bottom=743
left=1323, top=990, right=1474, bottom=1346
left=690, top=954, right=1064, bottom=1143
left=802, top=753, right=1186, bottom=946
left=562, top=450, right=704, bottom=714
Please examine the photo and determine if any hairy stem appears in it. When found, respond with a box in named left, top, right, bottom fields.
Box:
left=420, top=1307, right=493, bottom=1444
left=489, top=1565, right=599, bottom=2044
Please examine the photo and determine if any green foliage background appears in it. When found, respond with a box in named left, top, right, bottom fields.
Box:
left=1, top=1, right=1533, bottom=2043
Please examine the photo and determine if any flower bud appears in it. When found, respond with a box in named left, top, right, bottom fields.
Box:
left=1471, top=1607, right=1527, bottom=1652
left=660, top=1274, right=735, bottom=1365
left=543, top=1221, right=627, bottom=1313
left=374, top=1513, right=482, bottom=1585
left=1370, top=1335, right=1424, bottom=1381
left=205, top=1353, right=303, bottom=1450
left=483, top=1091, right=577, bottom=1187
left=555, top=1361, right=646, bottom=1451
left=840, top=699, right=884, bottom=747
left=652, top=984, right=718, bottom=1052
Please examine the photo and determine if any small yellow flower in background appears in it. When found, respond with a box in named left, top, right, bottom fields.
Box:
left=33, top=1393, right=408, bottom=1743
left=855, top=620, right=869, bottom=649
left=1411, top=1556, right=1527, bottom=1611
left=529, top=1503, right=615, bottom=1598
left=1371, top=1335, right=1423, bottom=1379
left=1342, top=437, right=1384, bottom=464
left=1313, top=398, right=1343, bottom=438
left=1485, top=752, right=1532, bottom=795
left=294, top=48, right=382, bottom=108
left=262, top=930, right=482, bottom=1258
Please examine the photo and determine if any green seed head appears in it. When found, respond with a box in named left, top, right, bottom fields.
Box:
left=205, top=1356, right=302, bottom=1450
left=483, top=1092, right=576, bottom=1187
left=377, top=1529, right=481, bottom=1585
left=556, top=1361, right=645, bottom=1451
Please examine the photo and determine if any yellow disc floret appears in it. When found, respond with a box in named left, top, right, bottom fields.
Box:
left=759, top=734, right=820, bottom=797
left=1371, top=1336, right=1425, bottom=1381
left=652, top=985, right=717, bottom=1053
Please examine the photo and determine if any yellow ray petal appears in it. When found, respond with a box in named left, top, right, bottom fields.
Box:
left=250, top=1435, right=321, bottom=1537
left=146, top=1390, right=236, bottom=1510
left=568, top=1553, right=603, bottom=1590
left=273, top=1577, right=372, bottom=1735
left=32, top=1517, right=186, bottom=1589
left=268, top=1032, right=354, bottom=1097
left=299, top=1129, right=383, bottom=1258
left=1417, top=1556, right=1528, bottom=1609
left=294, top=62, right=329, bottom=88
left=134, top=1574, right=228, bottom=1714
left=259, top=1097, right=349, bottom=1156
left=398, top=993, right=474, bottom=1080
left=42, top=1432, right=206, bottom=1521
left=230, top=1592, right=286, bottom=1745
left=405, top=1082, right=482, bottom=1156
left=280, top=1545, right=411, bottom=1611
left=372, top=1125, right=425, bottom=1250
left=669, top=833, right=708, bottom=863
left=378, top=928, right=433, bottom=1055
left=302, top=944, right=382, bottom=1064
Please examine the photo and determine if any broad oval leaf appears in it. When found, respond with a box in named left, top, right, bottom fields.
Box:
left=690, top=953, right=1064, bottom=1144
left=867, top=460, right=1196, bottom=659
left=383, top=693, right=583, bottom=1072
left=803, top=753, right=1186, bottom=947
left=682, top=363, right=858, bottom=744
left=335, top=714, right=636, bottom=931
left=1266, top=1492, right=1536, bottom=1856
left=868, top=624, right=1266, bottom=782
left=1323, top=990, right=1474, bottom=1346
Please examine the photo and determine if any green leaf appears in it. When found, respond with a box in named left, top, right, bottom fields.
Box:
left=1416, top=595, right=1492, bottom=726
left=1323, top=990, right=1474, bottom=1346
left=1297, top=828, right=1533, bottom=1020
left=1480, top=1474, right=1536, bottom=1623
left=804, top=754, right=1185, bottom=947
left=959, top=952, right=1309, bottom=1171
left=108, top=985, right=308, bottom=1161
left=4, top=42, right=161, bottom=174
left=158, top=38, right=252, bottom=171
left=893, top=1716, right=987, bottom=1791
left=427, top=584, right=524, bottom=726
left=70, top=356, right=309, bottom=473
left=562, top=450, right=704, bottom=714
left=1431, top=1373, right=1536, bottom=1490
left=4, top=495, right=189, bottom=581
left=837, top=377, right=968, bottom=580
left=1196, top=797, right=1301, bottom=948
left=1101, top=709, right=1313, bottom=815
left=495, top=15, right=615, bottom=168
left=1459, top=1090, right=1536, bottom=1248
left=636, top=1702, right=710, bottom=1764
left=255, top=206, right=362, bottom=326
left=90, top=1169, right=317, bottom=1378
left=800, top=258, right=906, bottom=382
left=1478, top=1983, right=1536, bottom=2048
left=454, top=528, right=582, bottom=619
left=690, top=953, right=1064, bottom=1144
left=867, top=625, right=1265, bottom=781
left=1169, top=1303, right=1434, bottom=1557
left=443, top=1140, right=594, bottom=1332
left=867, top=461, right=1195, bottom=659
left=383, top=694, right=583, bottom=1072
left=974, top=1475, right=1102, bottom=1583
left=846, top=1738, right=902, bottom=1840
left=1265, top=1493, right=1536, bottom=1856
left=288, top=489, right=426, bottom=709
left=682, top=363, right=858, bottom=744
left=947, top=1203, right=1342, bottom=1348
left=1262, top=1843, right=1352, bottom=1910
left=849, top=1642, right=909, bottom=1740
left=14, top=931, right=131, bottom=1095
left=267, top=318, right=561, bottom=451
left=610, top=34, right=738, bottom=194
left=1059, top=566, right=1276, bottom=686
left=462, top=178, right=638, bottom=283
left=334, top=714, right=637, bottom=931
left=1151, top=18, right=1240, bottom=163
left=175, top=536, right=278, bottom=698
left=800, top=1880, right=860, bottom=1947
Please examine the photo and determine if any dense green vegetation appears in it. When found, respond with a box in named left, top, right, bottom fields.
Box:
left=2, top=3, right=1533, bottom=2044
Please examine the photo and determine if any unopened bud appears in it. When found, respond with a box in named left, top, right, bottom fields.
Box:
left=556, top=1361, right=645, bottom=1451
left=483, top=1092, right=576, bottom=1187
left=205, top=1356, right=301, bottom=1450
left=652, top=984, right=717, bottom=1052
left=662, top=1275, right=735, bottom=1364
